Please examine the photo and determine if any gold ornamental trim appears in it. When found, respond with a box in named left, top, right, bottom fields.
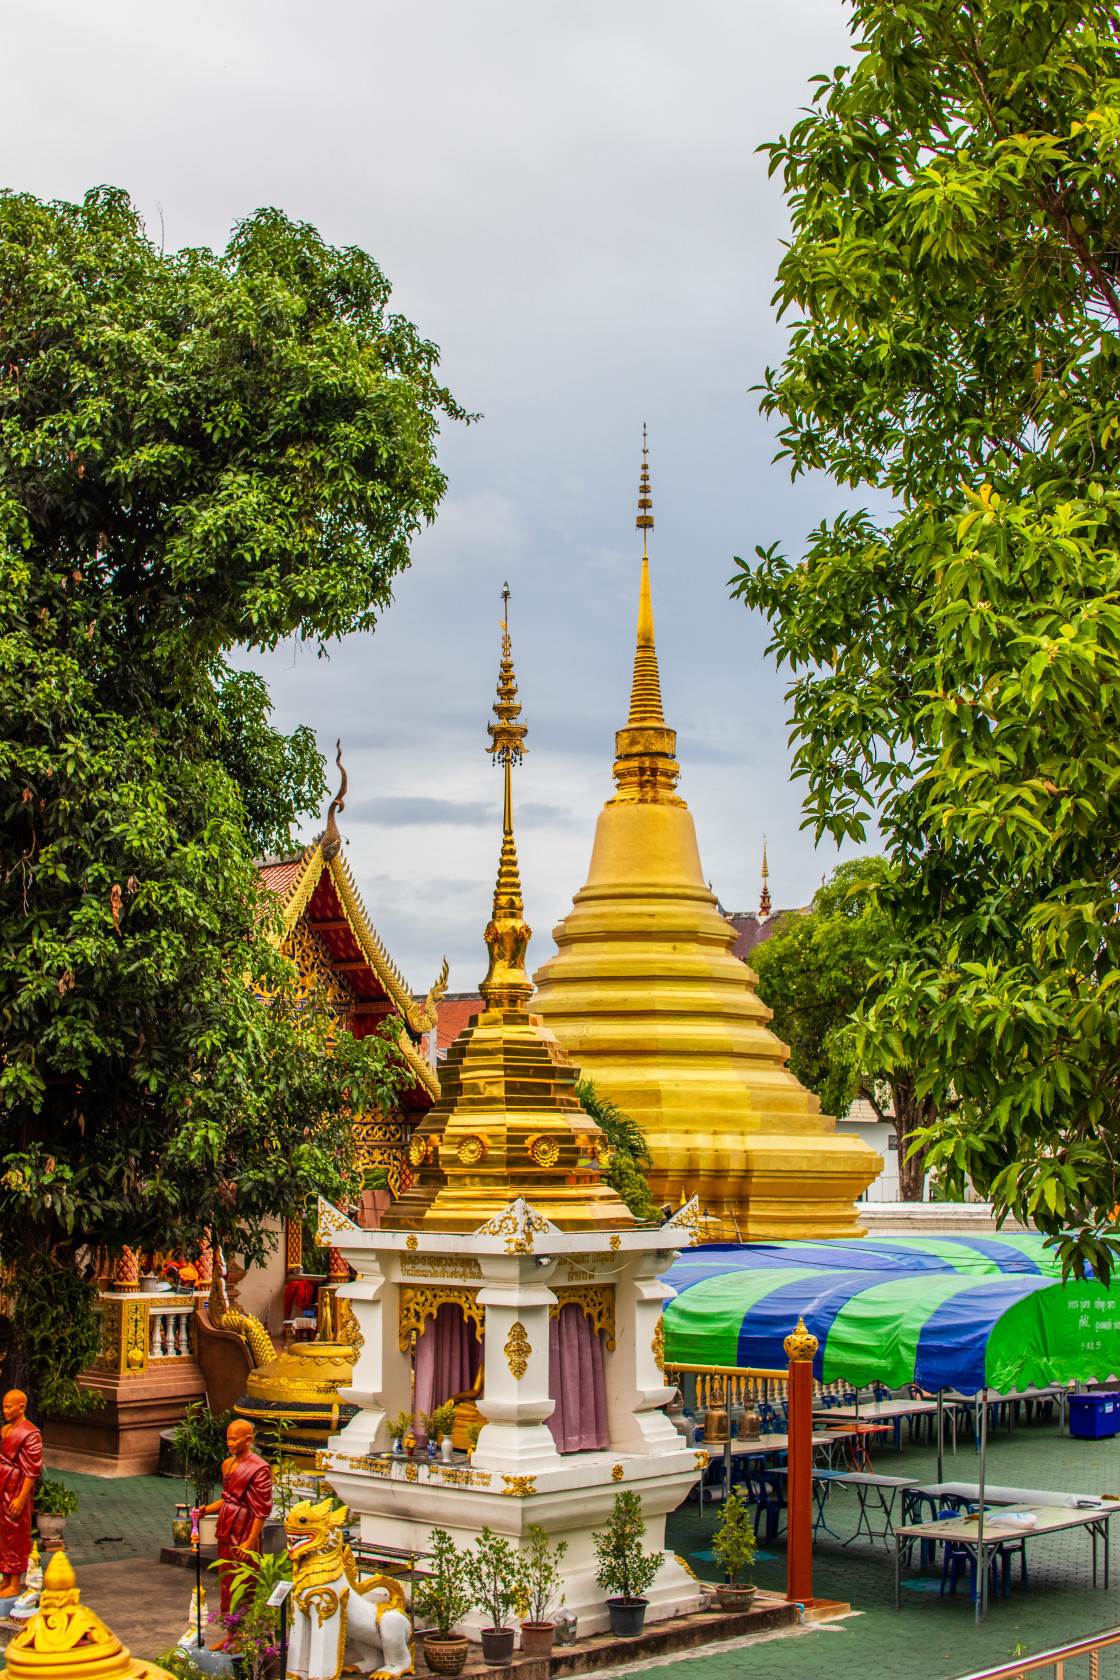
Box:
left=651, top=1318, right=665, bottom=1374
left=504, top=1321, right=531, bottom=1379
left=609, top=1235, right=621, bottom=1251
left=456, top=1133, right=489, bottom=1165
left=694, top=1450, right=709, bottom=1470
left=399, top=1286, right=484, bottom=1352
left=501, top=1475, right=536, bottom=1497
left=611, top=1464, right=624, bottom=1482
left=549, top=1285, right=616, bottom=1352
left=400, top=1255, right=482, bottom=1281
left=525, top=1134, right=560, bottom=1168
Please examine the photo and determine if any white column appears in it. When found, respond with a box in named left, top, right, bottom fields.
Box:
left=472, top=1269, right=562, bottom=1474
left=606, top=1251, right=679, bottom=1453
left=331, top=1251, right=403, bottom=1456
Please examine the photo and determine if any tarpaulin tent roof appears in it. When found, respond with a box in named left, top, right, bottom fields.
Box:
left=662, top=1262, right=1119, bottom=1396
left=665, top=1233, right=1067, bottom=1288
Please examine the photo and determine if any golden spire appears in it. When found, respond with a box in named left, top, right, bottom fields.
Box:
left=759, top=839, right=772, bottom=917
left=480, top=585, right=533, bottom=1010
left=5, top=1551, right=175, bottom=1680
left=610, top=428, right=684, bottom=807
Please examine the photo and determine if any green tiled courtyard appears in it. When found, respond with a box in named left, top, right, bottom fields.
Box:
left=664, top=1413, right=1120, bottom=1680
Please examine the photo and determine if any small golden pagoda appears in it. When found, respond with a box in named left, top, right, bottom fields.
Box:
left=532, top=435, right=881, bottom=1239
left=383, top=590, right=634, bottom=1234
left=4, top=1553, right=175, bottom=1680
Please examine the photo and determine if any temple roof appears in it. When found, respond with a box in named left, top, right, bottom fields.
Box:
left=258, top=836, right=446, bottom=1105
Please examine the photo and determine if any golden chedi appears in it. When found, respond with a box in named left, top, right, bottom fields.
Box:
left=383, top=591, right=633, bottom=1235
left=531, top=437, right=880, bottom=1239
left=4, top=1552, right=175, bottom=1680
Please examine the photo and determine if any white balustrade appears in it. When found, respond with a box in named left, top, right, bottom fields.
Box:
left=147, top=1300, right=195, bottom=1360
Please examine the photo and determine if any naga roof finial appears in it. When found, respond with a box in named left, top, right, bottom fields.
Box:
left=322, top=740, right=347, bottom=861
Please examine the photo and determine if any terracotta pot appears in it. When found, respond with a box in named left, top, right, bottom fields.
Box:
left=34, top=1514, right=67, bottom=1549
left=480, top=1627, right=515, bottom=1665
left=714, top=1584, right=756, bottom=1613
left=606, top=1598, right=648, bottom=1639
left=422, top=1635, right=469, bottom=1676
left=519, top=1622, right=555, bottom=1658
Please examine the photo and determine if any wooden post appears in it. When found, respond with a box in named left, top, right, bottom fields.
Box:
left=784, top=1316, right=819, bottom=1606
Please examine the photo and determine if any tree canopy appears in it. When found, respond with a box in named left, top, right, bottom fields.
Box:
left=0, top=186, right=464, bottom=1407
left=751, top=859, right=934, bottom=1199
left=733, top=0, right=1120, bottom=1275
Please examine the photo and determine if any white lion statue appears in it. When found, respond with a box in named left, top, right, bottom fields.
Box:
left=285, top=1497, right=414, bottom=1680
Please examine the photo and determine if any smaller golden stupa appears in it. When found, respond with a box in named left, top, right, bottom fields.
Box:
left=382, top=589, right=634, bottom=1234
left=4, top=1553, right=174, bottom=1680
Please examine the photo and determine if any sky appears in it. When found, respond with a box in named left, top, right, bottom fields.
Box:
left=3, top=0, right=872, bottom=996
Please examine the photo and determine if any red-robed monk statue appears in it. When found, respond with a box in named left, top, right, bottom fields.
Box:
left=0, top=1390, right=43, bottom=1598
left=202, top=1418, right=272, bottom=1617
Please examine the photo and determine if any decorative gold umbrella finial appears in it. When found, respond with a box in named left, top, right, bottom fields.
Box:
left=759, top=838, right=771, bottom=917
left=481, top=586, right=532, bottom=1011
left=636, top=421, right=653, bottom=554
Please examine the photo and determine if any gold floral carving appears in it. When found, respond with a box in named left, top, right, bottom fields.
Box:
left=661, top=1195, right=709, bottom=1248
left=336, top=1297, right=365, bottom=1354
left=549, top=1285, right=616, bottom=1351
left=525, top=1134, right=560, bottom=1168
left=404, top=1463, right=418, bottom=1482
left=317, top=1195, right=362, bottom=1245
left=611, top=1464, right=624, bottom=1482
left=456, top=1133, right=488, bottom=1165
left=405, top=1235, right=419, bottom=1251
left=694, top=1450, right=710, bottom=1470
left=476, top=1199, right=556, bottom=1254
left=609, top=1235, right=621, bottom=1252
left=399, top=1286, right=484, bottom=1352
left=504, top=1321, right=531, bottom=1379
left=501, top=1475, right=537, bottom=1497
left=651, top=1318, right=665, bottom=1374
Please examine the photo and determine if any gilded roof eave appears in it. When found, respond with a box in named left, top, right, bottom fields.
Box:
left=259, top=840, right=445, bottom=1102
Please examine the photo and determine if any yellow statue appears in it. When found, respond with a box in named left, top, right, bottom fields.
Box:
left=285, top=1498, right=414, bottom=1680
left=4, top=1552, right=175, bottom=1680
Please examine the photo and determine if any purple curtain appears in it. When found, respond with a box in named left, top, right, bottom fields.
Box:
left=547, top=1302, right=610, bottom=1453
left=412, top=1304, right=482, bottom=1442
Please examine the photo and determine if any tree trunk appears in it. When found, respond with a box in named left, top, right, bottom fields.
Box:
left=892, top=1079, right=935, bottom=1202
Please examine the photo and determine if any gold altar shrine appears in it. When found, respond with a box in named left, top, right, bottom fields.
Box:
left=532, top=441, right=880, bottom=1239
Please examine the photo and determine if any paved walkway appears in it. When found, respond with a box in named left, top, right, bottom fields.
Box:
left=665, top=1413, right=1120, bottom=1680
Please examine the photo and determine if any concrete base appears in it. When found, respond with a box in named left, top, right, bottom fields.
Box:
left=42, top=1364, right=207, bottom=1476
left=859, top=1202, right=1033, bottom=1235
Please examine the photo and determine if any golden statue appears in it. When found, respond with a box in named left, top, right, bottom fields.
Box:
left=4, top=1553, right=175, bottom=1680
left=531, top=433, right=881, bottom=1239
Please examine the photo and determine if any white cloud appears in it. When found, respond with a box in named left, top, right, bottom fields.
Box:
left=0, top=0, right=877, bottom=992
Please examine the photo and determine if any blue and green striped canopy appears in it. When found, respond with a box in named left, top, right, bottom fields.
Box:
left=662, top=1241, right=1116, bottom=1395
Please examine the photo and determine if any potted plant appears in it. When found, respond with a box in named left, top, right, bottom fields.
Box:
left=464, top=1525, right=520, bottom=1665
left=386, top=1410, right=413, bottom=1455
left=423, top=1400, right=458, bottom=1461
left=220, top=1550, right=292, bottom=1680
left=464, top=1421, right=483, bottom=1464
left=592, top=1490, right=662, bottom=1639
left=35, top=1479, right=78, bottom=1548
left=515, top=1523, right=567, bottom=1659
left=171, top=1402, right=232, bottom=1546
left=711, top=1489, right=757, bottom=1611
left=414, top=1528, right=473, bottom=1676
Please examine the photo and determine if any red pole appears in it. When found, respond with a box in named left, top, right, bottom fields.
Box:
left=784, top=1317, right=819, bottom=1606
